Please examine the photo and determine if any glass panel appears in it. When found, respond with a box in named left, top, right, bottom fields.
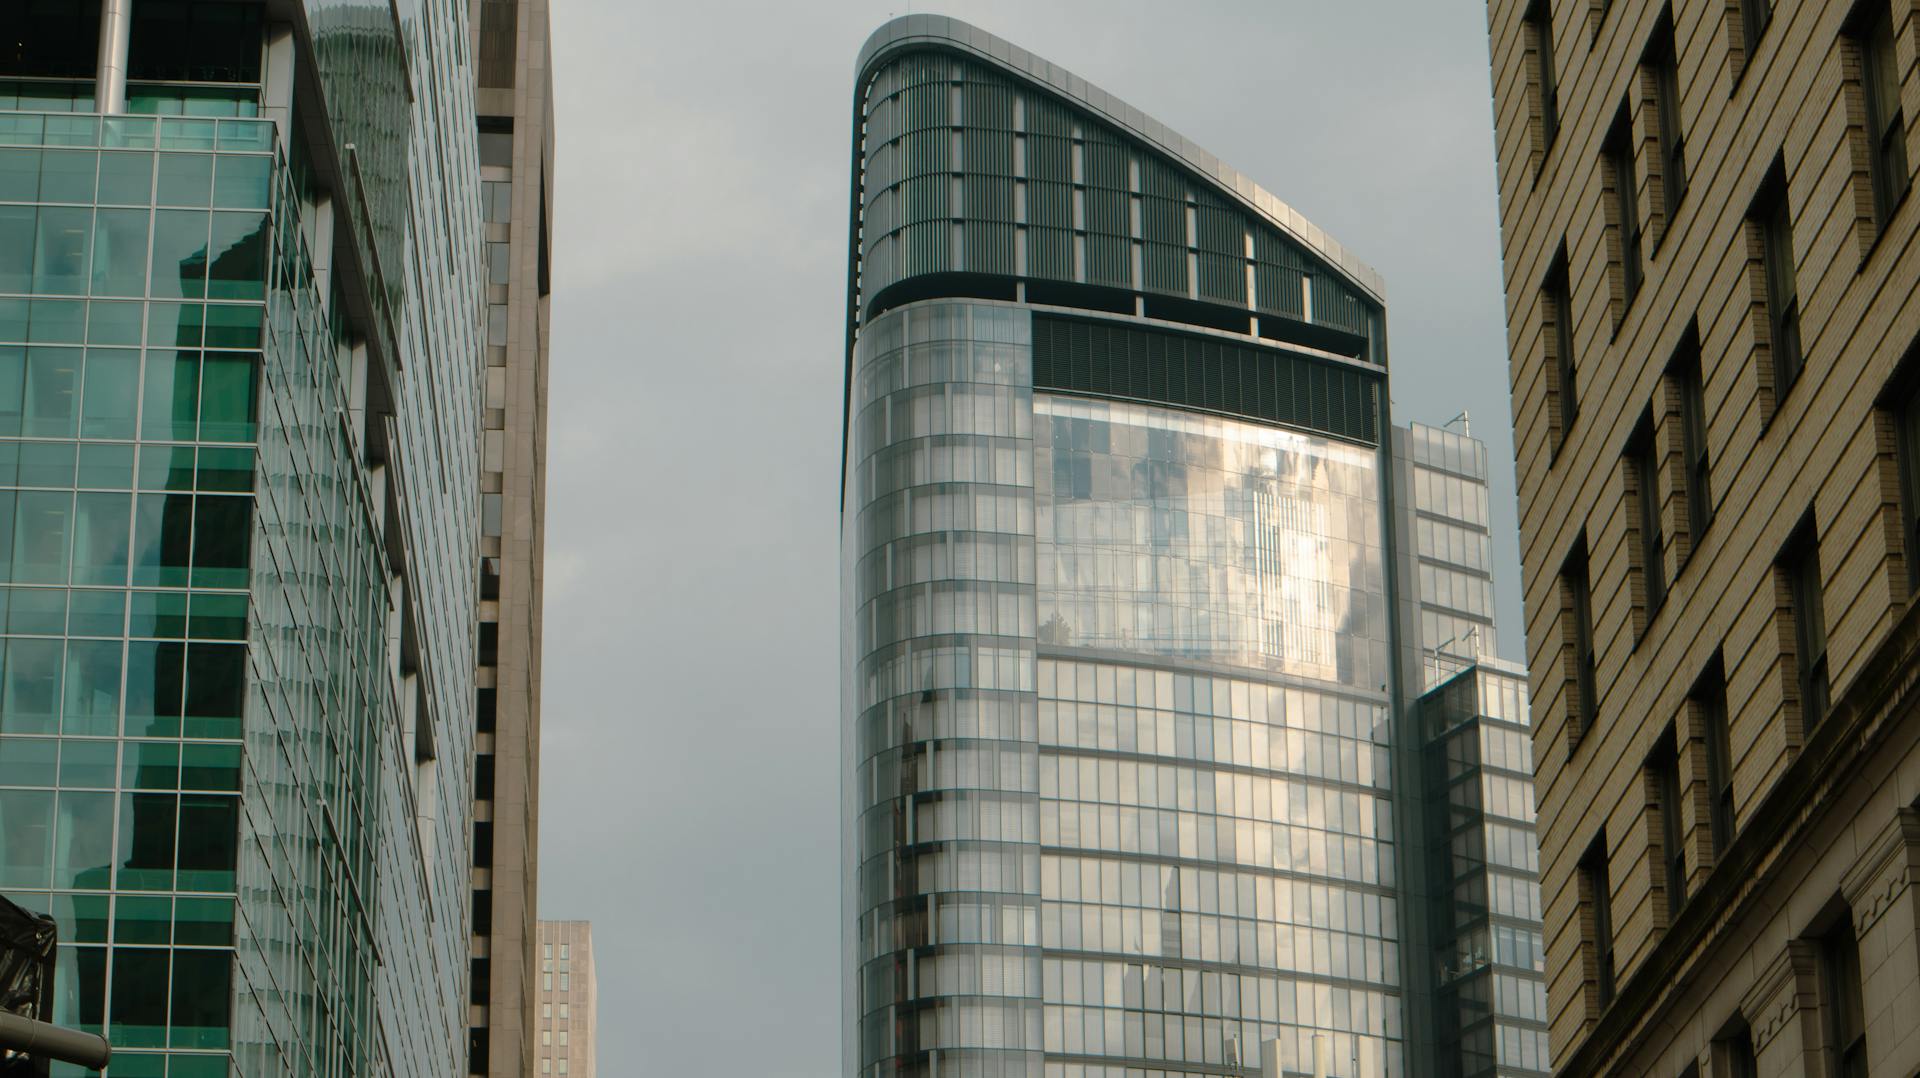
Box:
left=70, top=491, right=131, bottom=585
left=90, top=208, right=151, bottom=297
left=154, top=154, right=212, bottom=207
left=97, top=151, right=154, bottom=204
left=140, top=350, right=199, bottom=441
left=123, top=642, right=185, bottom=737
left=149, top=210, right=209, bottom=299
left=81, top=347, right=141, bottom=438
left=62, top=639, right=123, bottom=735
left=53, top=789, right=115, bottom=888
left=31, top=207, right=91, bottom=295
left=0, top=789, right=54, bottom=886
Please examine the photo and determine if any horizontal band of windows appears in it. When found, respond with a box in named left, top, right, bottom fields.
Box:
left=1033, top=315, right=1379, bottom=446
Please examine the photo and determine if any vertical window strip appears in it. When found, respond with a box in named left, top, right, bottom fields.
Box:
left=1546, top=247, right=1577, bottom=451
left=1604, top=107, right=1642, bottom=316
left=1527, top=0, right=1561, bottom=156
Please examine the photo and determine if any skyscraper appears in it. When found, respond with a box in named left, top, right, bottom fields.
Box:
left=840, top=17, right=1543, bottom=1077
left=1487, top=1, right=1920, bottom=1074
left=466, top=0, right=554, bottom=1075
left=0, top=2, right=489, bottom=1076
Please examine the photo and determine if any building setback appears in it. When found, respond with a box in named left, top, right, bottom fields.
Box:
left=0, top=1, right=487, bottom=1075
left=1487, top=0, right=1920, bottom=1074
left=535, top=920, right=596, bottom=1078
left=465, top=0, right=554, bottom=1074
left=841, top=17, right=1545, bottom=1078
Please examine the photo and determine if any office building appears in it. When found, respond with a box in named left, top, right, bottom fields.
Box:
left=535, top=920, right=596, bottom=1078
left=466, top=0, right=553, bottom=1075
left=1487, top=1, right=1920, bottom=1074
left=0, top=1, right=488, bottom=1075
left=840, top=17, right=1544, bottom=1077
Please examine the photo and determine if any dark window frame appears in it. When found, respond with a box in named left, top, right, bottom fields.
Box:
left=1605, top=105, right=1644, bottom=310
left=1894, top=367, right=1920, bottom=591
left=1547, top=245, right=1578, bottom=442
left=1581, top=834, right=1616, bottom=1008
left=1528, top=0, right=1562, bottom=151
left=1783, top=520, right=1830, bottom=730
left=1629, top=414, right=1668, bottom=617
left=1566, top=538, right=1600, bottom=742
left=1850, top=0, right=1910, bottom=232
left=1716, top=1017, right=1759, bottom=1078
left=1821, top=911, right=1868, bottom=1078
left=1672, top=327, right=1714, bottom=548
left=1751, top=161, right=1802, bottom=399
left=1649, top=725, right=1686, bottom=913
left=1741, top=0, right=1773, bottom=63
left=1693, top=656, right=1735, bottom=856
left=1648, top=9, right=1688, bottom=224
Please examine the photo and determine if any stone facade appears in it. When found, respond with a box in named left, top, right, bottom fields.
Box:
left=1486, top=0, right=1920, bottom=1074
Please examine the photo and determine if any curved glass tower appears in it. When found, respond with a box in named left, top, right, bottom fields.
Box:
left=842, top=18, right=1415, bottom=1078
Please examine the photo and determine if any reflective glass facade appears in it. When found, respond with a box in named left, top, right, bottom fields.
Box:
left=0, top=4, right=484, bottom=1078
left=1396, top=422, right=1496, bottom=690
left=844, top=18, right=1544, bottom=1078
left=1416, top=664, right=1547, bottom=1078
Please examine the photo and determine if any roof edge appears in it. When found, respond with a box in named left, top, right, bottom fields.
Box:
left=855, top=14, right=1387, bottom=305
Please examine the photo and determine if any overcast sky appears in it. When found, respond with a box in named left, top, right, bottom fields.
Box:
left=536, top=2, right=1518, bottom=1073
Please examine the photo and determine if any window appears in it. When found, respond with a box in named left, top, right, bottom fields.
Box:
left=1647, top=10, right=1687, bottom=222
left=1783, top=522, right=1830, bottom=729
left=1648, top=727, right=1686, bottom=913
left=559, top=1004, right=569, bottom=1019
left=1851, top=0, right=1909, bottom=231
left=1717, top=1018, right=1759, bottom=1078
left=1673, top=329, right=1714, bottom=545
left=1546, top=245, right=1578, bottom=444
left=543, top=1003, right=551, bottom=1019
left=560, top=943, right=569, bottom=960
left=1821, top=911, right=1868, bottom=1078
left=1629, top=416, right=1667, bottom=617
left=543, top=944, right=552, bottom=959
left=543, top=972, right=551, bottom=991
left=559, top=1032, right=568, bottom=1047
left=541, top=1031, right=551, bottom=1046
left=559, top=972, right=570, bottom=992
left=1751, top=162, right=1802, bottom=397
left=1527, top=0, right=1561, bottom=150
left=1581, top=835, right=1616, bottom=1007
left=1741, top=0, right=1772, bottom=59
left=1605, top=106, right=1643, bottom=309
left=1896, top=371, right=1920, bottom=582
left=1693, top=659, right=1735, bottom=856
left=1564, top=538, right=1599, bottom=743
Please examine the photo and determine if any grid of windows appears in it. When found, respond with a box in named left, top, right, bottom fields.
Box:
left=857, top=56, right=1379, bottom=348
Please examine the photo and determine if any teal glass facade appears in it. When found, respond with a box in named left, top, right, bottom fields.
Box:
left=843, top=18, right=1546, bottom=1078
left=0, top=3, right=484, bottom=1078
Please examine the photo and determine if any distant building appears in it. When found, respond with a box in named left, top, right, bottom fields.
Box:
left=536, top=921, right=597, bottom=1078
left=839, top=17, right=1544, bottom=1076
left=1487, top=0, right=1920, bottom=1074
left=465, top=0, right=555, bottom=1075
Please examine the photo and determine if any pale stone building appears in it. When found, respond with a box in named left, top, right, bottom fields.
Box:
left=1486, top=0, right=1920, bottom=1074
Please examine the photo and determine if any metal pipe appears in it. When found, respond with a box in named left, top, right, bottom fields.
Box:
left=94, top=0, right=133, bottom=115
left=0, top=1012, right=111, bottom=1069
